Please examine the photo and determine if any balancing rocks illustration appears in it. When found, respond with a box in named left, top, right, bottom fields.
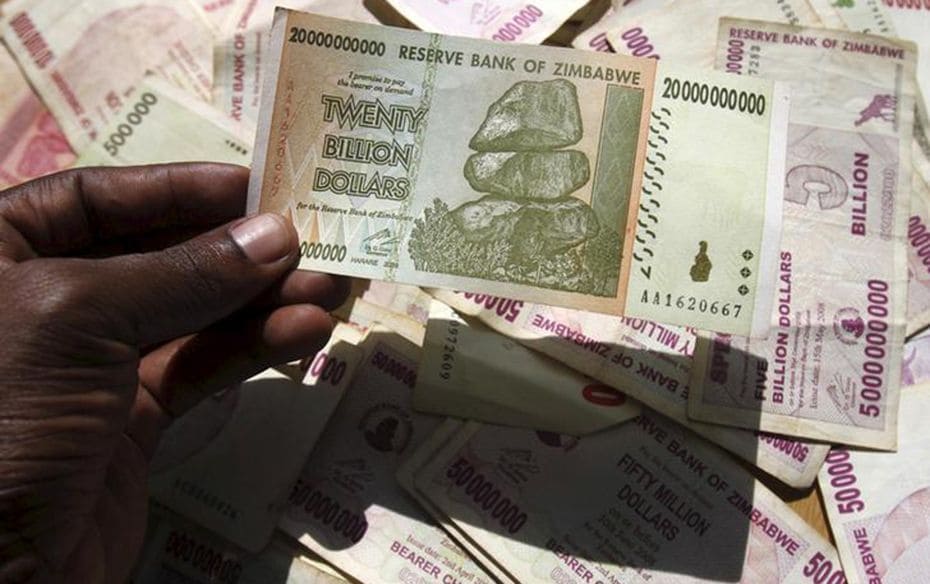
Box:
left=409, top=79, right=615, bottom=293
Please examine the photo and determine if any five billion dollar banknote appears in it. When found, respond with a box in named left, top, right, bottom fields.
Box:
left=688, top=18, right=916, bottom=449
left=248, top=8, right=790, bottom=337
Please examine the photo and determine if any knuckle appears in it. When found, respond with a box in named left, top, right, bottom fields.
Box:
left=158, top=240, right=230, bottom=302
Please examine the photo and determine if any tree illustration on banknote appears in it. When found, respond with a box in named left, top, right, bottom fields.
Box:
left=408, top=78, right=636, bottom=296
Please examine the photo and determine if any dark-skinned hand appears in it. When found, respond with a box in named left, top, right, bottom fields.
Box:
left=0, top=163, right=348, bottom=583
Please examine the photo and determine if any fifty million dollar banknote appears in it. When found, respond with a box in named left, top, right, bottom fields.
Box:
left=249, top=8, right=789, bottom=336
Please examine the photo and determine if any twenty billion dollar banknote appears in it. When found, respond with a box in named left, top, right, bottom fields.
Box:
left=249, top=9, right=789, bottom=336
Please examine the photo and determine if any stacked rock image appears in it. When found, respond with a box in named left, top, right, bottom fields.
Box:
left=451, top=79, right=600, bottom=262
left=407, top=78, right=615, bottom=291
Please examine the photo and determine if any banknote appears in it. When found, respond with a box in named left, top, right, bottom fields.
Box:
left=431, top=289, right=829, bottom=488
left=336, top=294, right=427, bottom=345
left=689, top=19, right=917, bottom=450
left=198, top=0, right=246, bottom=28
left=807, top=0, right=895, bottom=34
left=250, top=9, right=791, bottom=337
left=213, top=0, right=377, bottom=136
left=412, top=411, right=847, bottom=583
left=133, top=506, right=348, bottom=583
left=882, top=1, right=930, bottom=148
left=604, top=0, right=821, bottom=64
left=901, top=328, right=930, bottom=387
left=394, top=418, right=518, bottom=584
left=570, top=0, right=669, bottom=53
left=356, top=280, right=432, bottom=325
left=149, top=330, right=360, bottom=551
left=805, top=0, right=930, bottom=182
left=278, top=327, right=496, bottom=584
left=382, top=0, right=589, bottom=43
left=0, top=0, right=214, bottom=151
left=333, top=281, right=432, bottom=335
left=417, top=299, right=641, bottom=435
left=76, top=78, right=251, bottom=167
left=819, top=383, right=930, bottom=584
left=0, top=44, right=73, bottom=189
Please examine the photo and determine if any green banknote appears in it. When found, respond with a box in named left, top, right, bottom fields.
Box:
left=249, top=8, right=789, bottom=336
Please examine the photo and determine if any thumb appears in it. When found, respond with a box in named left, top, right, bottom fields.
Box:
left=100, top=213, right=303, bottom=347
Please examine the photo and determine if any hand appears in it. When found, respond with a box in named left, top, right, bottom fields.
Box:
left=0, top=164, right=348, bottom=583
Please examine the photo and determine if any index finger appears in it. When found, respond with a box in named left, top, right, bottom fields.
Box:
left=0, top=163, right=250, bottom=261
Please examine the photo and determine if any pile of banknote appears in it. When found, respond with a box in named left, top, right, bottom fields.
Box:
left=3, top=0, right=930, bottom=582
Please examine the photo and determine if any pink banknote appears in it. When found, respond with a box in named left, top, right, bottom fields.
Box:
left=0, top=46, right=73, bottom=188
left=1, top=0, right=213, bottom=150
left=689, top=19, right=916, bottom=449
left=820, top=384, right=930, bottom=584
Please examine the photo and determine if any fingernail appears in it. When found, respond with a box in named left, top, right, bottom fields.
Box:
left=229, top=214, right=292, bottom=263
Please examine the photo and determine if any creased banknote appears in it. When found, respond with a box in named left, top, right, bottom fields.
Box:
left=382, top=0, right=589, bottom=44
left=807, top=0, right=895, bottom=35
left=213, top=0, right=377, bottom=136
left=806, top=0, right=930, bottom=190
left=250, top=9, right=790, bottom=337
left=337, top=295, right=427, bottom=345
left=432, top=289, right=829, bottom=489
left=149, top=330, right=359, bottom=551
left=0, top=43, right=73, bottom=189
left=133, top=506, right=348, bottom=583
left=571, top=0, right=669, bottom=53
left=411, top=411, right=847, bottom=583
left=820, top=383, right=930, bottom=584
left=76, top=77, right=251, bottom=167
left=198, top=0, right=246, bottom=29
left=416, top=299, right=641, bottom=435
left=882, top=1, right=930, bottom=151
left=0, top=0, right=214, bottom=151
left=604, top=0, right=821, bottom=65
left=278, top=327, right=496, bottom=584
left=354, top=280, right=432, bottom=325
left=688, top=19, right=916, bottom=449
left=394, top=418, right=518, bottom=584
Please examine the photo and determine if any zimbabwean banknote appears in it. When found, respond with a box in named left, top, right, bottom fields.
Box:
left=250, top=9, right=790, bottom=337
left=604, top=0, right=821, bottom=64
left=0, top=0, right=214, bottom=151
left=432, top=289, right=829, bottom=489
left=213, top=0, right=377, bottom=136
left=882, top=0, right=930, bottom=151
left=417, top=299, right=641, bottom=435
left=278, top=327, right=496, bottom=584
left=807, top=0, right=895, bottom=35
left=149, top=329, right=359, bottom=551
left=133, top=506, right=347, bottom=584
left=77, top=78, right=251, bottom=167
left=819, top=384, right=930, bottom=584
left=382, top=0, right=589, bottom=44
left=804, top=0, right=930, bottom=212
left=409, top=411, right=847, bottom=583
left=688, top=19, right=916, bottom=449
left=0, top=43, right=73, bottom=189
left=571, top=0, right=668, bottom=53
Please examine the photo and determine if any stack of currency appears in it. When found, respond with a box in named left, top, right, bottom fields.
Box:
left=3, top=0, right=930, bottom=581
